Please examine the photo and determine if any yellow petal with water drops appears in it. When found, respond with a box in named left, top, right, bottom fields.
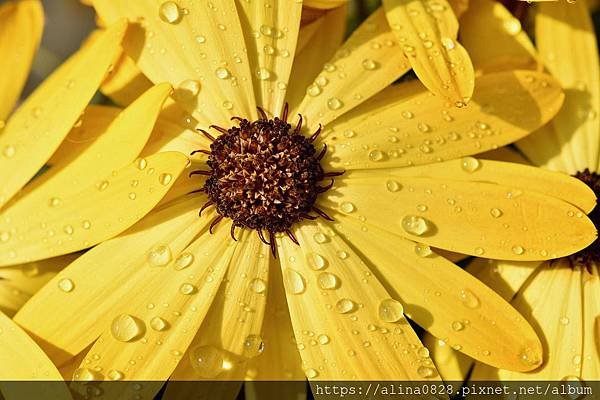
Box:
left=0, top=254, right=78, bottom=317
left=466, top=258, right=541, bottom=301
left=535, top=1, right=600, bottom=172
left=3, top=83, right=172, bottom=224
left=581, top=265, right=600, bottom=380
left=0, top=152, right=187, bottom=267
left=14, top=195, right=212, bottom=365
left=286, top=5, right=347, bottom=110
left=279, top=220, right=442, bottom=380
left=0, top=312, right=71, bottom=400
left=383, top=0, right=475, bottom=107
left=472, top=260, right=584, bottom=380
left=460, top=0, right=538, bottom=73
left=322, top=70, right=563, bottom=170
left=447, top=0, right=468, bottom=18
left=303, top=0, right=348, bottom=9
left=0, top=0, right=43, bottom=120
left=423, top=334, right=471, bottom=382
left=355, top=158, right=595, bottom=214
left=318, top=170, right=596, bottom=261
left=330, top=216, right=543, bottom=371
left=246, top=259, right=305, bottom=381
left=101, top=51, right=153, bottom=107
left=237, top=0, right=302, bottom=113
left=93, top=0, right=257, bottom=126
left=0, top=20, right=126, bottom=209
left=296, top=7, right=411, bottom=129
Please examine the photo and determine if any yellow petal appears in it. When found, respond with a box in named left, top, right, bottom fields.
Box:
left=303, top=0, right=348, bottom=9
left=237, top=0, right=302, bottom=113
left=14, top=195, right=212, bottom=365
left=466, top=258, right=541, bottom=301
left=279, top=220, right=442, bottom=380
left=517, top=124, right=575, bottom=173
left=0, top=152, right=188, bottom=266
left=93, top=0, right=257, bottom=126
left=472, top=260, right=584, bottom=380
left=0, top=20, right=126, bottom=208
left=101, top=51, right=153, bottom=107
left=0, top=0, right=43, bottom=120
left=318, top=167, right=596, bottom=260
left=343, top=158, right=595, bottom=214
left=383, top=0, right=475, bottom=107
left=0, top=311, right=71, bottom=400
left=3, top=83, right=172, bottom=224
left=460, top=0, right=538, bottom=73
left=332, top=216, right=543, bottom=371
left=246, top=259, right=304, bottom=381
left=478, top=146, right=531, bottom=165
left=0, top=255, right=77, bottom=317
left=535, top=1, right=600, bottom=172
left=323, top=70, right=563, bottom=170
left=296, top=7, right=411, bottom=128
left=286, top=5, right=347, bottom=110
left=423, top=334, right=471, bottom=381
left=448, top=0, right=469, bottom=17
left=581, top=264, right=600, bottom=380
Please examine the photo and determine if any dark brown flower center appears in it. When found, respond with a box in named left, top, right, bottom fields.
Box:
left=189, top=106, right=342, bottom=256
left=570, top=169, right=600, bottom=266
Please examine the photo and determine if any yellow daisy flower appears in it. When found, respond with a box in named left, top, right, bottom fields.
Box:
left=426, top=0, right=600, bottom=382
left=0, top=0, right=595, bottom=393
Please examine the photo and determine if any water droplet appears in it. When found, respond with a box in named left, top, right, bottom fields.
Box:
left=361, top=59, right=378, bottom=70
left=518, top=347, right=541, bottom=367
left=386, top=180, right=401, bottom=192
left=451, top=320, right=464, bottom=331
left=179, top=283, right=197, bottom=295
left=306, top=252, right=327, bottom=270
left=150, top=316, right=168, bottom=331
left=401, top=215, right=429, bottom=236
left=417, top=366, right=436, bottom=378
left=340, top=202, right=355, bottom=213
left=327, top=97, right=343, bottom=110
left=249, top=278, right=267, bottom=294
left=417, top=347, right=430, bottom=358
left=441, top=37, right=455, bottom=50
left=107, top=369, right=124, bottom=381
left=190, top=345, right=227, bottom=378
left=459, top=289, right=480, bottom=309
left=82, top=220, right=91, bottom=230
left=2, top=145, right=15, bottom=158
left=243, top=334, right=265, bottom=358
left=63, top=225, right=74, bottom=235
left=474, top=247, right=485, bottom=255
left=460, top=157, right=480, bottom=173
left=559, top=316, right=570, bottom=325
left=73, top=368, right=99, bottom=381
left=159, top=173, right=173, bottom=186
left=490, top=208, right=503, bottom=218
left=136, top=158, right=147, bottom=170
left=195, top=35, right=206, bottom=43
left=307, top=85, right=321, bottom=97
left=111, top=314, right=145, bottom=342
left=57, top=278, right=74, bottom=292
left=369, top=150, right=384, bottom=162
left=159, top=1, right=182, bottom=24
left=378, top=298, right=404, bottom=322
left=174, top=253, right=194, bottom=270
left=305, top=368, right=319, bottom=379
left=335, top=298, right=356, bottom=314
left=0, top=231, right=10, bottom=242
left=215, top=67, right=231, bottom=79
left=313, top=232, right=327, bottom=244
left=317, top=272, right=340, bottom=290
left=147, top=245, right=172, bottom=267
left=414, top=243, right=432, bottom=257
left=256, top=67, right=271, bottom=80
left=285, top=268, right=305, bottom=294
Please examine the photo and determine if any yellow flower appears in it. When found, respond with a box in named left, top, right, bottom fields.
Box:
left=0, top=0, right=595, bottom=390
left=426, top=0, right=600, bottom=382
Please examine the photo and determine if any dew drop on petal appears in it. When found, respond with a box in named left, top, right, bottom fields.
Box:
left=512, top=245, right=525, bottom=255
left=242, top=334, right=265, bottom=358
left=107, top=369, right=124, bottom=381
left=414, top=243, right=432, bottom=257
left=378, top=298, right=404, bottom=322
left=190, top=345, right=227, bottom=378
left=327, top=97, right=343, bottom=110
left=401, top=215, right=429, bottom=236
left=305, top=368, right=319, bottom=379
left=417, top=366, right=436, bottom=378
left=159, top=1, right=182, bottom=24
left=179, top=283, right=197, bottom=295
left=150, top=316, right=169, bottom=331
left=72, top=368, right=99, bottom=381
left=306, top=252, right=327, bottom=270
left=340, top=201, right=356, bottom=213
left=215, top=67, right=231, bottom=79
left=285, top=268, right=305, bottom=294
left=318, top=334, right=330, bottom=345
left=386, top=180, right=401, bottom=192
left=459, top=289, right=480, bottom=309
left=460, top=157, right=480, bottom=173
left=451, top=320, right=464, bottom=331
left=249, top=278, right=267, bottom=294
left=335, top=298, right=356, bottom=314
left=147, top=245, right=172, bottom=267
left=368, top=150, right=384, bottom=162
left=490, top=208, right=503, bottom=218
left=159, top=173, right=173, bottom=186
left=317, top=272, right=340, bottom=290
left=111, top=314, right=145, bottom=342
left=57, top=278, right=75, bottom=292
left=174, top=253, right=194, bottom=270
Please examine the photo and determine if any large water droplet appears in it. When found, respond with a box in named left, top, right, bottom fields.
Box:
left=190, top=345, right=227, bottom=378
left=249, top=278, right=267, bottom=294
left=378, top=298, right=404, bottom=322
left=317, top=272, right=340, bottom=290
left=215, top=67, right=231, bottom=79
left=174, top=253, right=194, bottom=270
left=285, top=268, right=305, bottom=294
left=327, top=97, right=343, bottom=110
left=159, top=1, right=182, bottom=24
left=401, top=215, right=429, bottom=236
left=335, top=298, right=356, bottom=314
left=107, top=369, right=124, bottom=381
left=242, top=334, right=265, bottom=358
left=147, top=245, right=172, bottom=267
left=150, top=316, right=169, bottom=331
left=179, top=282, right=197, bottom=295
left=340, top=201, right=356, bottom=213
left=459, top=289, right=480, bottom=309
left=414, top=243, right=432, bottom=257
left=111, top=314, right=145, bottom=342
left=306, top=252, right=327, bottom=270
left=57, top=278, right=75, bottom=293
left=386, top=180, right=401, bottom=192
left=460, top=157, right=480, bottom=173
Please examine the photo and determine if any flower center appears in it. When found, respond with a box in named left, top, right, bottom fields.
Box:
left=190, top=106, right=342, bottom=256
left=570, top=169, right=600, bottom=266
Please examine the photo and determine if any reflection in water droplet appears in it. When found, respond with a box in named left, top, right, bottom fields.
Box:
left=317, top=272, right=340, bottom=290
left=401, top=215, right=429, bottom=236
left=285, top=268, right=305, bottom=294
left=159, top=1, right=181, bottom=24
left=111, top=314, right=145, bottom=342
left=336, top=298, right=356, bottom=314
left=243, top=335, right=265, bottom=358
left=147, top=245, right=172, bottom=267
left=378, top=298, right=404, bottom=322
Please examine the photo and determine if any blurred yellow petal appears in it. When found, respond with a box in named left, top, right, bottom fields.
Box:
left=0, top=255, right=78, bottom=317
left=93, top=0, right=257, bottom=126
left=286, top=5, right=347, bottom=110
left=237, top=0, right=302, bottom=113
left=0, top=152, right=188, bottom=266
left=460, top=0, right=538, bottom=73
left=101, top=51, right=153, bottom=107
left=478, top=146, right=531, bottom=165
left=0, top=20, right=126, bottom=209
left=517, top=124, right=575, bottom=173
left=0, top=0, right=43, bottom=120
left=14, top=196, right=211, bottom=365
left=322, top=70, right=564, bottom=169
left=581, top=265, right=600, bottom=380
left=448, top=0, right=469, bottom=17
left=0, top=312, right=71, bottom=400
left=319, top=166, right=596, bottom=260
left=279, top=221, right=441, bottom=380
left=383, top=0, right=475, bottom=107
left=332, top=217, right=543, bottom=371
left=534, top=1, right=600, bottom=172
left=472, top=260, right=584, bottom=380
left=467, top=258, right=541, bottom=301
left=296, top=7, right=411, bottom=128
